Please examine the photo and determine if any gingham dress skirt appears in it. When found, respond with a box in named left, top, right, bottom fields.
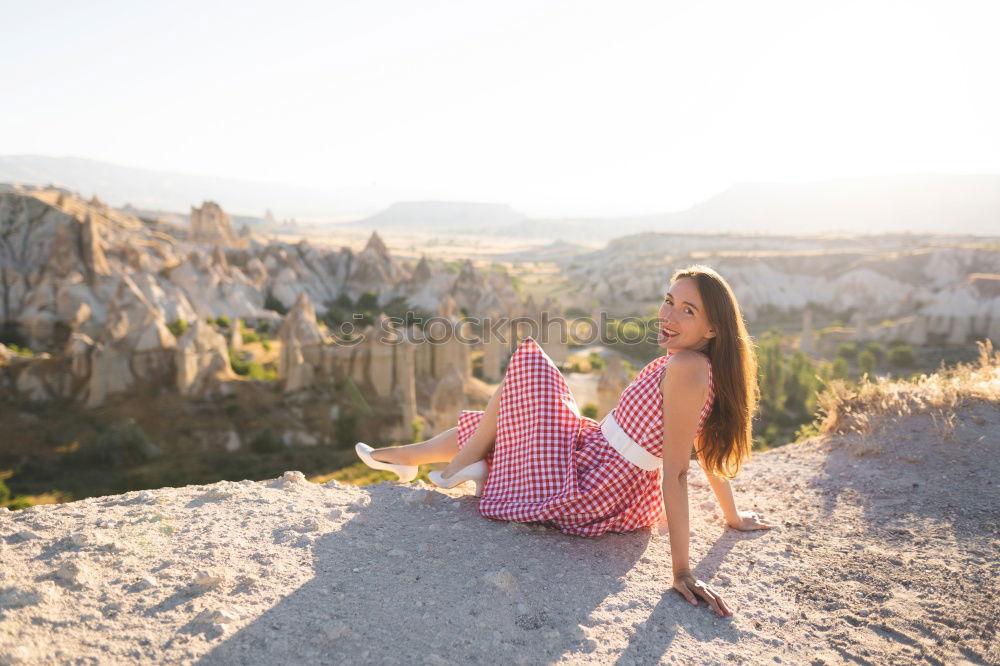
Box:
left=456, top=337, right=675, bottom=537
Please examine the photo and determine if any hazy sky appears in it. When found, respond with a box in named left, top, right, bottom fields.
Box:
left=3, top=0, right=999, bottom=215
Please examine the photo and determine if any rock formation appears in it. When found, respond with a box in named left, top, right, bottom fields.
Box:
left=86, top=276, right=177, bottom=407
left=0, top=187, right=530, bottom=419
left=562, top=232, right=1000, bottom=346
left=190, top=201, right=240, bottom=248
left=277, top=293, right=325, bottom=392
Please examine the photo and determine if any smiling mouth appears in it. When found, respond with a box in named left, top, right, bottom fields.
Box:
left=661, top=327, right=679, bottom=339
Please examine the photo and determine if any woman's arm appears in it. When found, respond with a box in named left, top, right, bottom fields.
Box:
left=696, top=442, right=777, bottom=531
left=660, top=352, right=732, bottom=616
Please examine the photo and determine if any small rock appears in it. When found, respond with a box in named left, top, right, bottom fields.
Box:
left=203, top=488, right=234, bottom=501
left=388, top=549, right=407, bottom=558
left=104, top=541, right=128, bottom=553
left=0, top=646, right=33, bottom=665
left=193, top=570, right=225, bottom=590
left=0, top=587, right=42, bottom=610
left=294, top=518, right=320, bottom=533
left=133, top=575, right=157, bottom=591
left=402, top=490, right=436, bottom=506
left=10, top=530, right=39, bottom=543
left=102, top=601, right=124, bottom=617
left=484, top=569, right=516, bottom=592
left=324, top=479, right=342, bottom=489
left=55, top=560, right=87, bottom=584
left=195, top=607, right=240, bottom=625
left=328, top=509, right=343, bottom=520
left=69, top=532, right=90, bottom=548
left=294, top=534, right=314, bottom=548
left=281, top=471, right=306, bottom=485
left=311, top=621, right=356, bottom=643
left=349, top=496, right=370, bottom=511
left=417, top=543, right=432, bottom=554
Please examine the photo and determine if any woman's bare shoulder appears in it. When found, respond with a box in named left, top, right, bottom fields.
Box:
left=659, top=351, right=711, bottom=390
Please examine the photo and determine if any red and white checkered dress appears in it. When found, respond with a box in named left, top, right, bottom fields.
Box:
left=455, top=337, right=714, bottom=537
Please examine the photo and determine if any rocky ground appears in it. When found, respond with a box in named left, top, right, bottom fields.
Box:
left=1, top=404, right=997, bottom=665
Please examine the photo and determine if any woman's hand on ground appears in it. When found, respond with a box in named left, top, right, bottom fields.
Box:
left=672, top=570, right=733, bottom=617
left=727, top=510, right=777, bottom=531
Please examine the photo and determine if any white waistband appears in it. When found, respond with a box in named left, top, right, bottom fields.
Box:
left=600, top=411, right=662, bottom=472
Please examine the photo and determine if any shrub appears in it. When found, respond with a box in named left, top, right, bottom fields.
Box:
left=858, top=349, right=877, bottom=378
left=863, top=341, right=884, bottom=364
left=264, top=291, right=288, bottom=315
left=831, top=357, right=850, bottom=380
left=240, top=322, right=260, bottom=344
left=411, top=416, right=425, bottom=443
left=250, top=426, right=285, bottom=454
left=247, top=362, right=277, bottom=381
left=581, top=403, right=599, bottom=419
left=230, top=349, right=251, bottom=376
left=216, top=315, right=231, bottom=329
left=261, top=340, right=272, bottom=352
left=588, top=352, right=606, bottom=372
left=888, top=344, right=915, bottom=368
left=91, top=420, right=162, bottom=466
left=836, top=342, right=858, bottom=362
left=167, top=318, right=188, bottom=338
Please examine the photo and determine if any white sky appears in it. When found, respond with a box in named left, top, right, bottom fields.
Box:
left=2, top=0, right=998, bottom=216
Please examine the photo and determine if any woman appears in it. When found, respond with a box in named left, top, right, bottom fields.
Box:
left=356, top=264, right=774, bottom=617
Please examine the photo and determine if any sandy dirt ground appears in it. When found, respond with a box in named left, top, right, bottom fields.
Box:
left=1, top=403, right=997, bottom=665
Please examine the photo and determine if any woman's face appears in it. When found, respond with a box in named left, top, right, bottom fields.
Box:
left=657, top=277, right=716, bottom=352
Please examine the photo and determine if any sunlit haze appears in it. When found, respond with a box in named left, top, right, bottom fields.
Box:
left=3, top=0, right=999, bottom=216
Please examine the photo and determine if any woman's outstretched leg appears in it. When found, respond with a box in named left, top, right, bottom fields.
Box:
left=439, top=384, right=501, bottom=479
left=370, top=384, right=502, bottom=477
left=370, top=427, right=460, bottom=466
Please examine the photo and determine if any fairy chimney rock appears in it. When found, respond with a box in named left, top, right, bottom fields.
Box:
left=190, top=201, right=240, bottom=248
left=175, top=318, right=233, bottom=395
left=277, top=293, right=324, bottom=390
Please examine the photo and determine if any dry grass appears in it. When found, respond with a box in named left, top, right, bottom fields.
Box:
left=815, top=340, right=1000, bottom=435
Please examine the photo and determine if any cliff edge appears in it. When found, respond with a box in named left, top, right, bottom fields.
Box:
left=1, top=399, right=997, bottom=664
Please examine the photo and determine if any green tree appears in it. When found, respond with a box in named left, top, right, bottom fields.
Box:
left=167, top=318, right=188, bottom=337
left=581, top=403, right=599, bottom=419
left=888, top=344, right=915, bottom=368
left=783, top=350, right=818, bottom=419
left=862, top=341, right=884, bottom=364
left=836, top=342, right=858, bottom=362
left=857, top=349, right=877, bottom=379
left=757, top=332, right=786, bottom=419
left=264, top=291, right=288, bottom=315
left=831, top=357, right=850, bottom=380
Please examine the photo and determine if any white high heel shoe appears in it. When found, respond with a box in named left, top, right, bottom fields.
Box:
left=428, top=460, right=489, bottom=497
left=354, top=442, right=418, bottom=483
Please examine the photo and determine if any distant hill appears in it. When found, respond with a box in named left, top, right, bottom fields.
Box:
left=0, top=155, right=391, bottom=217
left=2, top=156, right=998, bottom=236
left=637, top=174, right=1000, bottom=235
left=352, top=201, right=528, bottom=231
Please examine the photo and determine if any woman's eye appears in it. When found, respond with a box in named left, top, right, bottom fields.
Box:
left=685, top=308, right=693, bottom=315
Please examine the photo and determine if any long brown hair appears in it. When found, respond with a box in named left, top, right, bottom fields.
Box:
left=670, top=265, right=758, bottom=479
